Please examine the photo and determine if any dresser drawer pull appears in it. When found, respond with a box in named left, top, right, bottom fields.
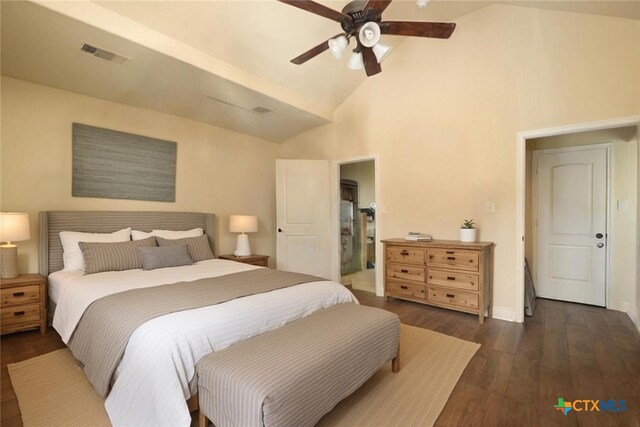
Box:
left=446, top=294, right=455, bottom=298
left=400, top=269, right=409, bottom=273
left=446, top=276, right=456, bottom=280
left=446, top=251, right=455, bottom=254
left=13, top=292, right=25, bottom=297
left=400, top=285, right=408, bottom=290
left=14, top=311, right=25, bottom=316
left=400, top=250, right=409, bottom=256
left=447, top=256, right=456, bottom=260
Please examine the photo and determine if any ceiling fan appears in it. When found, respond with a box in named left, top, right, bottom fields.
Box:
left=277, top=0, right=456, bottom=77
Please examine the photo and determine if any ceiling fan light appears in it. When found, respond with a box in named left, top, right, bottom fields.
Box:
left=372, top=42, right=391, bottom=63
left=328, top=35, right=349, bottom=59
left=358, top=22, right=381, bottom=48
left=347, top=51, right=364, bottom=70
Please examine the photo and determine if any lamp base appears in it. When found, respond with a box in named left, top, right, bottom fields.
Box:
left=1, top=244, right=18, bottom=279
left=234, top=233, right=252, bottom=257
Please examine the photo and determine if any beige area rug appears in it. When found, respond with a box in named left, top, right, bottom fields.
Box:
left=8, top=324, right=479, bottom=427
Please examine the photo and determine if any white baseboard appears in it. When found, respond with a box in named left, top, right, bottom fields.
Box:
left=608, top=300, right=640, bottom=333
left=491, top=306, right=518, bottom=322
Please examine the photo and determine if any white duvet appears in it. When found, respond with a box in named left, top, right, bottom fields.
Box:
left=50, top=260, right=357, bottom=427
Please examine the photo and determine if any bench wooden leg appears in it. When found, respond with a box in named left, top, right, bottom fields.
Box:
left=392, top=342, right=400, bottom=373
left=199, top=410, right=208, bottom=427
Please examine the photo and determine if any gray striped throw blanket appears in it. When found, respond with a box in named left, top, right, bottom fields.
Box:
left=68, top=268, right=323, bottom=397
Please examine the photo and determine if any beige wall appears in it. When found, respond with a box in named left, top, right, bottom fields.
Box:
left=279, top=5, right=640, bottom=319
left=1, top=77, right=279, bottom=273
left=526, top=127, right=638, bottom=314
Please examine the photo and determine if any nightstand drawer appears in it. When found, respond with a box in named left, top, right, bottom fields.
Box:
left=387, top=280, right=426, bottom=300
left=245, top=259, right=268, bottom=267
left=386, top=247, right=425, bottom=266
left=427, top=249, right=479, bottom=271
left=386, top=264, right=425, bottom=282
left=427, top=270, right=479, bottom=292
left=1, top=303, right=41, bottom=326
left=1, top=285, right=40, bottom=306
left=427, top=287, right=478, bottom=309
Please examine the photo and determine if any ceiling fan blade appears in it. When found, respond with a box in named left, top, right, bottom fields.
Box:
left=380, top=21, right=456, bottom=38
left=277, top=0, right=352, bottom=24
left=365, top=0, right=392, bottom=15
left=361, top=47, right=382, bottom=77
left=290, top=34, right=343, bottom=65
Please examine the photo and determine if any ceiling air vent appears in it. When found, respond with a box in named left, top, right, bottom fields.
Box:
left=80, top=43, right=130, bottom=65
left=205, top=95, right=274, bottom=115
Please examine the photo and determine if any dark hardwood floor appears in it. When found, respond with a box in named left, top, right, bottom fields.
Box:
left=2, top=292, right=639, bottom=426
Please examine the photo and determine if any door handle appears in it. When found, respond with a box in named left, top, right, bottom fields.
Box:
left=277, top=228, right=283, bottom=233
left=597, top=243, right=604, bottom=248
left=595, top=233, right=604, bottom=239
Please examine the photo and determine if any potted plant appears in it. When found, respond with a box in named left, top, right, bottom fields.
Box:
left=460, top=219, right=476, bottom=242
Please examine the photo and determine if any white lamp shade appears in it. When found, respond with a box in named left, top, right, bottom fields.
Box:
left=0, top=212, right=30, bottom=243
left=347, top=51, right=364, bottom=70
left=358, top=22, right=381, bottom=48
left=328, top=35, right=348, bottom=59
left=372, top=42, right=391, bottom=63
left=229, top=215, right=258, bottom=233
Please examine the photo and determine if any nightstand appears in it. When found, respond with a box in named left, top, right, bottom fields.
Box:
left=218, top=254, right=270, bottom=267
left=1, top=274, right=47, bottom=335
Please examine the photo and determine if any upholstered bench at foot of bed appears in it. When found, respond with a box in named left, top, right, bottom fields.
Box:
left=196, top=303, right=400, bottom=427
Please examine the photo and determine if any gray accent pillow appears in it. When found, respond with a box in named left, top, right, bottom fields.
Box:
left=138, top=245, right=194, bottom=271
left=79, top=237, right=157, bottom=274
left=156, top=235, right=214, bottom=262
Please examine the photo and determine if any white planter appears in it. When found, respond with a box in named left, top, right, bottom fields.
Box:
left=459, top=228, right=476, bottom=243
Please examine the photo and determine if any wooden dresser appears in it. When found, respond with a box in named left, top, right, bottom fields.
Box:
left=382, top=239, right=493, bottom=324
left=1, top=274, right=47, bottom=335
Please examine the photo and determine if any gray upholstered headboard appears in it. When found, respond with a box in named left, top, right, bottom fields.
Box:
left=39, top=211, right=216, bottom=276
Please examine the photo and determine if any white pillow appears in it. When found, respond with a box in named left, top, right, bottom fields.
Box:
left=131, top=227, right=204, bottom=241
left=60, top=228, right=131, bottom=272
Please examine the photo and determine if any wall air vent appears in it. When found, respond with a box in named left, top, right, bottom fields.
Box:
left=80, top=43, right=130, bottom=65
left=252, top=106, right=273, bottom=114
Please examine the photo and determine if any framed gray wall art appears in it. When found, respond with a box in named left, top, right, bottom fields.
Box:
left=72, top=123, right=177, bottom=202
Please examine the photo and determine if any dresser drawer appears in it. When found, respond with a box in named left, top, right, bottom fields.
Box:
left=1, top=285, right=40, bottom=306
left=427, top=270, right=479, bottom=292
left=1, top=303, right=41, bottom=326
left=427, top=249, right=479, bottom=272
left=427, top=287, right=478, bottom=309
left=387, top=280, right=426, bottom=300
left=386, top=264, right=425, bottom=282
left=386, top=247, right=425, bottom=266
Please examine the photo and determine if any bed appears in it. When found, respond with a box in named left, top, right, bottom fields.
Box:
left=39, top=211, right=357, bottom=427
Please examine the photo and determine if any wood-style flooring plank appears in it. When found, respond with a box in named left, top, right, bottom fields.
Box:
left=565, top=323, right=596, bottom=361
left=563, top=302, right=586, bottom=326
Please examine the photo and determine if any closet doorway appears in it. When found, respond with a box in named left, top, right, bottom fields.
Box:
left=339, top=159, right=377, bottom=294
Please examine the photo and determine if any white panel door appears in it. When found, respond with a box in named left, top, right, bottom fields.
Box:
left=276, top=159, right=331, bottom=279
left=535, top=147, right=608, bottom=306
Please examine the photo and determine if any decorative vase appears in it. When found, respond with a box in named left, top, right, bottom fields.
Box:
left=460, top=228, right=476, bottom=243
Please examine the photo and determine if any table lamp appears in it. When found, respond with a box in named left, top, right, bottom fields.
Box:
left=229, top=215, right=257, bottom=256
left=0, top=212, right=31, bottom=279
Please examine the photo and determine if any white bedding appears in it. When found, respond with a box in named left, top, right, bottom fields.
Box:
left=50, top=260, right=357, bottom=427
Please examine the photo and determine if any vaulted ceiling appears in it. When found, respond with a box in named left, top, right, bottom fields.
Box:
left=2, top=1, right=638, bottom=142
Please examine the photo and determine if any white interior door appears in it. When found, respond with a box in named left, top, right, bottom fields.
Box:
left=276, top=159, right=331, bottom=278
left=535, top=146, right=608, bottom=306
